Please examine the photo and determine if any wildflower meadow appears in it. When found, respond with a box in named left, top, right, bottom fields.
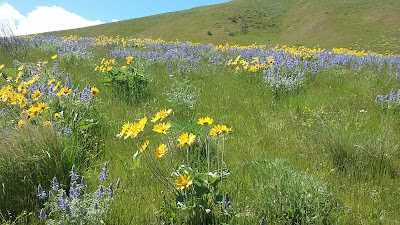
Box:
left=0, top=33, right=399, bottom=225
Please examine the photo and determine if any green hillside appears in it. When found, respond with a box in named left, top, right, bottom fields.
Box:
left=47, top=0, right=400, bottom=53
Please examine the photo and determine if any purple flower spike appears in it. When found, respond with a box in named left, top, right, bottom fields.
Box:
left=37, top=184, right=47, bottom=200
left=51, top=177, right=60, bottom=191
left=38, top=208, right=47, bottom=220
left=70, top=165, right=79, bottom=182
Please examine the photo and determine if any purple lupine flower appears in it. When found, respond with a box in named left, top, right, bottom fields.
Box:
left=69, top=182, right=80, bottom=198
left=224, top=193, right=231, bottom=208
left=95, top=185, right=105, bottom=199
left=70, top=165, right=79, bottom=182
left=167, top=62, right=173, bottom=72
left=51, top=177, right=60, bottom=191
left=80, top=85, right=93, bottom=102
left=37, top=184, right=47, bottom=200
left=65, top=74, right=71, bottom=88
left=57, top=192, right=71, bottom=214
left=107, top=183, right=114, bottom=198
left=100, top=162, right=108, bottom=182
left=38, top=208, right=47, bottom=220
left=389, top=89, right=396, bottom=103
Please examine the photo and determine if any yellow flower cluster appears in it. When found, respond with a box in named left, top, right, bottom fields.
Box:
left=25, top=102, right=49, bottom=120
left=227, top=55, right=270, bottom=73
left=0, top=85, right=27, bottom=108
left=332, top=47, right=369, bottom=57
left=277, top=45, right=324, bottom=60
left=94, top=58, right=115, bottom=73
left=118, top=109, right=233, bottom=161
left=117, top=117, right=147, bottom=139
left=126, top=56, right=134, bottom=65
left=209, top=124, right=233, bottom=136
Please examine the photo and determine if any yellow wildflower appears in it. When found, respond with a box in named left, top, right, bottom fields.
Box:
left=47, top=78, right=55, bottom=86
left=0, top=64, right=4, bottom=70
left=54, top=112, right=62, bottom=119
left=53, top=81, right=61, bottom=91
left=51, top=54, right=58, bottom=60
left=198, top=117, right=213, bottom=125
left=43, top=120, right=51, bottom=127
left=31, top=90, right=42, bottom=101
left=155, top=144, right=167, bottom=158
left=177, top=132, right=196, bottom=148
left=91, top=87, right=99, bottom=96
left=18, top=120, right=27, bottom=128
left=151, top=109, right=172, bottom=122
left=153, top=123, right=171, bottom=134
left=56, top=87, right=71, bottom=97
left=140, top=140, right=150, bottom=152
left=126, top=56, right=134, bottom=65
left=210, top=124, right=233, bottom=136
left=176, top=174, right=193, bottom=190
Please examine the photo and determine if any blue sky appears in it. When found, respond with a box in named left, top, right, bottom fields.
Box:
left=0, top=0, right=230, bottom=35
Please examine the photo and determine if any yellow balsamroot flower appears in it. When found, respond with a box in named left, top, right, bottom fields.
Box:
left=210, top=124, right=233, bottom=136
left=31, top=90, right=42, bottom=101
left=18, top=66, right=24, bottom=71
left=53, top=81, right=61, bottom=91
left=0, top=64, right=4, bottom=70
left=268, top=56, right=274, bottom=67
left=141, top=140, right=150, bottom=152
left=56, top=87, right=72, bottom=97
left=177, top=132, right=196, bottom=148
left=155, top=144, right=167, bottom=158
left=51, top=54, right=58, bottom=60
left=251, top=56, right=259, bottom=64
left=47, top=78, right=55, bottom=86
left=124, top=123, right=141, bottom=139
left=198, top=117, right=213, bottom=125
left=54, top=112, right=62, bottom=119
left=126, top=56, right=134, bottom=65
left=151, top=109, right=172, bottom=122
left=43, top=120, right=51, bottom=127
left=117, top=122, right=131, bottom=138
left=117, top=117, right=147, bottom=139
left=18, top=120, right=27, bottom=128
left=153, top=122, right=171, bottom=135
left=176, top=174, right=193, bottom=190
left=138, top=116, right=147, bottom=131
left=36, top=102, right=49, bottom=112
left=235, top=66, right=241, bottom=73
left=91, top=87, right=99, bottom=96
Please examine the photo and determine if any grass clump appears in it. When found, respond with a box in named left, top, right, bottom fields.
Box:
left=250, top=159, right=340, bottom=224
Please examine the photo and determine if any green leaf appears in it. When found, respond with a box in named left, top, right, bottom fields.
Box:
left=194, top=183, right=210, bottom=197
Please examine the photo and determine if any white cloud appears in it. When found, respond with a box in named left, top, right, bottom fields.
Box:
left=0, top=2, right=102, bottom=35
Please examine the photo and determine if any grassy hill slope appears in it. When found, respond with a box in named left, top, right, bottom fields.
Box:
left=47, top=0, right=400, bottom=53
